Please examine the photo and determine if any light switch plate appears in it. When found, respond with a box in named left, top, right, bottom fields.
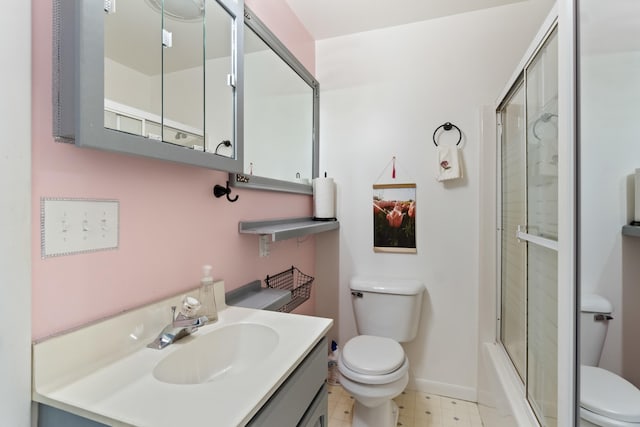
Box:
left=104, top=0, right=116, bottom=14
left=41, top=198, right=119, bottom=258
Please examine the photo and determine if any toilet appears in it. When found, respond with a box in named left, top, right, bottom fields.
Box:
left=580, top=294, right=640, bottom=426
left=338, top=277, right=424, bottom=427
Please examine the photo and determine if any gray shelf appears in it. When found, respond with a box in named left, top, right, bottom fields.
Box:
left=226, top=280, right=291, bottom=311
left=622, top=225, right=640, bottom=237
left=239, top=217, right=339, bottom=241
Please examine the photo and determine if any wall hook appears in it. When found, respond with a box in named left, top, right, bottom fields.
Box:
left=213, top=181, right=239, bottom=202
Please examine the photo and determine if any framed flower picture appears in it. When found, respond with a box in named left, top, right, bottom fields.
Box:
left=372, top=183, right=416, bottom=253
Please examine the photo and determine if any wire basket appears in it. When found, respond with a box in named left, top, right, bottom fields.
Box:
left=265, top=266, right=314, bottom=313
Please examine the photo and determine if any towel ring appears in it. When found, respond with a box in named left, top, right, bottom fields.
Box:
left=433, top=122, right=462, bottom=147
left=532, top=113, right=557, bottom=140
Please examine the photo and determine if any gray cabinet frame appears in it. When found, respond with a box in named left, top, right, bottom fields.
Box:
left=53, top=0, right=244, bottom=172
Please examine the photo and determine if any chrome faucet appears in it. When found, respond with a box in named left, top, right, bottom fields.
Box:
left=147, top=305, right=209, bottom=350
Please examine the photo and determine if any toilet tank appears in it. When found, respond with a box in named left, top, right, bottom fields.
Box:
left=580, top=294, right=613, bottom=367
left=350, top=277, right=424, bottom=342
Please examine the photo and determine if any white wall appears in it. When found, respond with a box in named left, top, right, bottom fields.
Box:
left=0, top=0, right=31, bottom=425
left=105, top=58, right=158, bottom=115
left=317, top=0, right=554, bottom=400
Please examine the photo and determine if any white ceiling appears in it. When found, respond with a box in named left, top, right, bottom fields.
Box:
left=283, top=0, right=526, bottom=40
left=106, top=0, right=528, bottom=75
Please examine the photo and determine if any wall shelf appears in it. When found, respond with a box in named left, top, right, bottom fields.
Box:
left=622, top=225, right=640, bottom=237
left=239, top=217, right=339, bottom=242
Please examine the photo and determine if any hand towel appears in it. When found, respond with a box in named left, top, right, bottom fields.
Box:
left=537, top=139, right=558, bottom=177
left=436, top=146, right=462, bottom=182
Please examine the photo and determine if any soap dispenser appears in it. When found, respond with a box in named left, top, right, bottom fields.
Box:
left=199, top=265, right=218, bottom=322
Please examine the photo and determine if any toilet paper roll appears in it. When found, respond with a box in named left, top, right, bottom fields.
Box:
left=313, top=177, right=336, bottom=220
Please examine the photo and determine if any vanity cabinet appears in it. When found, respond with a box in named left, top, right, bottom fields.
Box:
left=298, top=385, right=329, bottom=427
left=247, top=337, right=328, bottom=426
left=37, top=406, right=108, bottom=427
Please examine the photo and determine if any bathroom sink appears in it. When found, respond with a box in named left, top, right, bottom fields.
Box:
left=152, top=323, right=279, bottom=385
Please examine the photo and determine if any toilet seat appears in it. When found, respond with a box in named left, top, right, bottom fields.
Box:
left=581, top=366, right=640, bottom=423
left=343, top=335, right=405, bottom=375
left=338, top=335, right=409, bottom=385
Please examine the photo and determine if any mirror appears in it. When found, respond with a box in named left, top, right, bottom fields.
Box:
left=54, top=0, right=317, bottom=188
left=229, top=7, right=319, bottom=195
left=54, top=0, right=243, bottom=172
left=104, top=0, right=235, bottom=153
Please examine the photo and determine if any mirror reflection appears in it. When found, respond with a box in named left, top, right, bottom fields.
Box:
left=101, top=2, right=318, bottom=188
left=243, top=23, right=314, bottom=184
left=104, top=0, right=235, bottom=155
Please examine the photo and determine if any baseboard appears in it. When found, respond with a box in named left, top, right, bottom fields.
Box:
left=407, top=377, right=478, bottom=402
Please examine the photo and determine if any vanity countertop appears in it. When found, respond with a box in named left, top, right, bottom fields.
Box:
left=32, top=283, right=332, bottom=427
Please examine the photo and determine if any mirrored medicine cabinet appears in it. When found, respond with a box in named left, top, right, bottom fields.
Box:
left=53, top=0, right=319, bottom=194
left=228, top=8, right=319, bottom=195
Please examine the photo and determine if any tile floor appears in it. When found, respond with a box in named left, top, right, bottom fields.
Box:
left=327, top=384, right=484, bottom=427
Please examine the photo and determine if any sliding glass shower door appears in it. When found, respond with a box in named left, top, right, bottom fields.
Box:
left=500, top=80, right=527, bottom=381
left=498, top=27, right=558, bottom=427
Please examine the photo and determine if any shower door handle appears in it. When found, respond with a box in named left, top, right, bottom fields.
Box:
left=515, top=225, right=559, bottom=251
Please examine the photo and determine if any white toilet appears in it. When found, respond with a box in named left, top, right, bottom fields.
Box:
left=338, top=277, right=424, bottom=427
left=580, top=294, right=640, bottom=426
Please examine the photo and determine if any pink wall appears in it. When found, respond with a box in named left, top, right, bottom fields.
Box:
left=31, top=1, right=317, bottom=340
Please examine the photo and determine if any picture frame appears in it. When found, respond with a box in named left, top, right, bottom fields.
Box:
left=373, top=183, right=416, bottom=253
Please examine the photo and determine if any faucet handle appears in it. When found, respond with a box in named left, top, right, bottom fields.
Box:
left=180, top=296, right=202, bottom=317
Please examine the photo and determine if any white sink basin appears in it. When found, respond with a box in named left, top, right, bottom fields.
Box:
left=152, top=323, right=279, bottom=385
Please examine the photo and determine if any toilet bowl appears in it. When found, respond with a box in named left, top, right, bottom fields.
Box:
left=339, top=277, right=424, bottom=427
left=338, top=335, right=409, bottom=427
left=580, top=294, right=640, bottom=426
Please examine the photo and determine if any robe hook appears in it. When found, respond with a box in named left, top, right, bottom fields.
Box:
left=213, top=181, right=239, bottom=202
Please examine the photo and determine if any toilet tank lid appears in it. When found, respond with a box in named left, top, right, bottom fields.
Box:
left=581, top=294, right=613, bottom=313
left=350, top=277, right=424, bottom=295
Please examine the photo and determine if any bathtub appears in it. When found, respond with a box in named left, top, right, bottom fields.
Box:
left=477, top=342, right=540, bottom=427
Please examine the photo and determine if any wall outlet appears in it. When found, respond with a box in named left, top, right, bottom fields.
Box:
left=41, top=198, right=119, bottom=258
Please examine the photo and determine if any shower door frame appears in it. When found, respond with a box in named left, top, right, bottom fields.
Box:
left=493, top=3, right=578, bottom=425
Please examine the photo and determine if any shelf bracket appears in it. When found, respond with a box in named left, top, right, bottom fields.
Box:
left=259, top=235, right=270, bottom=257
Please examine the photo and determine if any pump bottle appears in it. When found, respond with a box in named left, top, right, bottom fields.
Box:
left=199, top=265, right=218, bottom=322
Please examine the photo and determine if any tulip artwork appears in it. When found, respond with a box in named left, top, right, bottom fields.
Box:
left=373, top=183, right=417, bottom=253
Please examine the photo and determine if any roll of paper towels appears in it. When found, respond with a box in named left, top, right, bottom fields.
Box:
left=313, top=177, right=336, bottom=220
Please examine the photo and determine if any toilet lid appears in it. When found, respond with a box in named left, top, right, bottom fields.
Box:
left=581, top=366, right=640, bottom=422
left=342, top=335, right=405, bottom=375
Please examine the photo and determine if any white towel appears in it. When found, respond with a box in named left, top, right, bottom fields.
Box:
left=436, top=146, right=462, bottom=182
left=537, top=139, right=558, bottom=177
